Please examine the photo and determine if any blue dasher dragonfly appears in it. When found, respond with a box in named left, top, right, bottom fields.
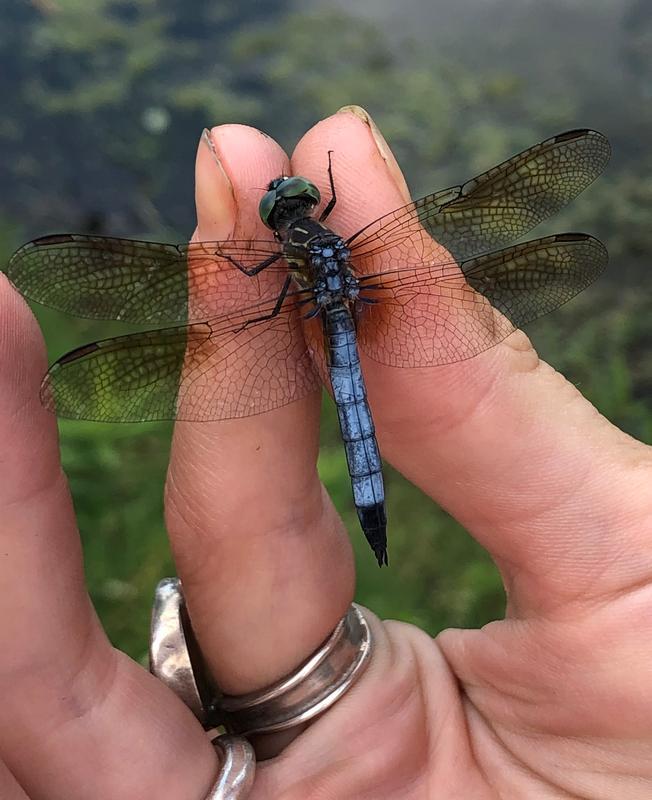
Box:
left=6, top=129, right=610, bottom=566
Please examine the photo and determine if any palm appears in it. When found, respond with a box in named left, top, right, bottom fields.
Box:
left=250, top=598, right=651, bottom=798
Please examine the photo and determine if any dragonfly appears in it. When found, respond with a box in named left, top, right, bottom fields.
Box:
left=6, top=128, right=610, bottom=566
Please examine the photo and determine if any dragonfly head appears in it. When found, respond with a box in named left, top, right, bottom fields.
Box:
left=259, top=176, right=321, bottom=231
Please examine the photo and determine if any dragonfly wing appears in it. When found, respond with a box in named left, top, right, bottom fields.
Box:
left=6, top=234, right=287, bottom=324
left=42, top=291, right=320, bottom=421
left=348, top=130, right=610, bottom=272
left=355, top=234, right=607, bottom=367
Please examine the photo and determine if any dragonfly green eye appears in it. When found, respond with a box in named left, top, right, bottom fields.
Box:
left=258, top=189, right=277, bottom=227
left=259, top=176, right=321, bottom=228
left=278, top=177, right=321, bottom=203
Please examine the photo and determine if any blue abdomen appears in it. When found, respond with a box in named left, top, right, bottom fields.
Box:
left=324, top=304, right=387, bottom=565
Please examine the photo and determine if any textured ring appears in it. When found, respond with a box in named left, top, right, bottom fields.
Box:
left=149, top=577, right=209, bottom=724
left=150, top=579, right=256, bottom=797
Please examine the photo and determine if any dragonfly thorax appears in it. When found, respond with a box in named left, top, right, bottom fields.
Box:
left=306, top=235, right=359, bottom=307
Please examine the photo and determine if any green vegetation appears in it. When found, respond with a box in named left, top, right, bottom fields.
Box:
left=1, top=0, right=650, bottom=661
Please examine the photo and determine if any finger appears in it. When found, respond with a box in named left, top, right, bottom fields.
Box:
left=291, top=107, right=652, bottom=614
left=165, top=125, right=355, bottom=697
left=0, top=275, right=217, bottom=799
left=0, top=761, right=29, bottom=800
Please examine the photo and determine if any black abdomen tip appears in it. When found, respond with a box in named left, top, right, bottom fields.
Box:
left=374, top=546, right=389, bottom=568
left=357, top=504, right=388, bottom=568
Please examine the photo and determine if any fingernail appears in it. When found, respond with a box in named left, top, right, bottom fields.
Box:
left=337, top=105, right=411, bottom=203
left=196, top=128, right=236, bottom=239
left=201, top=128, right=234, bottom=196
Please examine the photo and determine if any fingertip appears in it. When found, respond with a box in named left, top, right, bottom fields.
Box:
left=195, top=124, right=289, bottom=241
left=336, top=105, right=411, bottom=203
left=291, top=107, right=411, bottom=238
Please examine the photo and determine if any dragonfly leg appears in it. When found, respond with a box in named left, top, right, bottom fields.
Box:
left=241, top=274, right=293, bottom=329
left=319, top=151, right=337, bottom=222
left=221, top=251, right=283, bottom=276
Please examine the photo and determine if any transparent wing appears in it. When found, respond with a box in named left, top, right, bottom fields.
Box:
left=42, top=289, right=321, bottom=422
left=6, top=234, right=287, bottom=324
left=355, top=234, right=607, bottom=367
left=348, top=130, right=611, bottom=272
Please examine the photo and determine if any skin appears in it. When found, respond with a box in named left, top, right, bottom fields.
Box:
left=0, top=106, right=651, bottom=799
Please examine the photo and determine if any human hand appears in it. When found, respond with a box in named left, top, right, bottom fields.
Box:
left=1, top=107, right=651, bottom=799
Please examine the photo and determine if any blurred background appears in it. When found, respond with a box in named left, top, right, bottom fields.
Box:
left=1, top=0, right=650, bottom=661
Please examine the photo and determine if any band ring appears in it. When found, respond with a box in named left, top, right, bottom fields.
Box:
left=149, top=578, right=373, bottom=793
left=205, top=735, right=255, bottom=800
left=217, top=602, right=372, bottom=736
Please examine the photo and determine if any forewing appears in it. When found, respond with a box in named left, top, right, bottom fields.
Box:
left=42, top=291, right=321, bottom=421
left=348, top=130, right=611, bottom=272
left=6, top=234, right=287, bottom=324
left=355, top=234, right=607, bottom=367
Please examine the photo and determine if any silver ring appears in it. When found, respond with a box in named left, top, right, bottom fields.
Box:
left=205, top=735, right=255, bottom=800
left=149, top=577, right=209, bottom=724
left=149, top=578, right=373, bottom=766
left=219, top=604, right=372, bottom=736
left=150, top=579, right=256, bottom=797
